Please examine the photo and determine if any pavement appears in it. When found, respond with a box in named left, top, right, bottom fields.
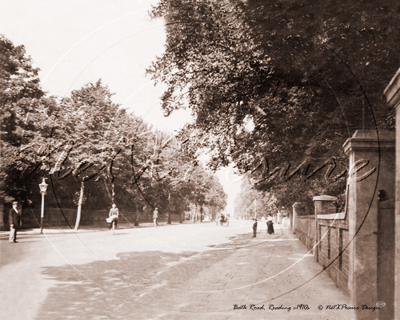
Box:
left=0, top=219, right=358, bottom=319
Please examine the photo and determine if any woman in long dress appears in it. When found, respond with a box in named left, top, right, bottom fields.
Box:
left=266, top=216, right=274, bottom=235
left=108, top=204, right=119, bottom=234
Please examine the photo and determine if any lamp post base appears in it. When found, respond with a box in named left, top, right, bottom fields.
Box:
left=40, top=217, right=43, bottom=234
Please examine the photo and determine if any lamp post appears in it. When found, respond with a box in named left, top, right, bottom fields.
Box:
left=39, top=178, right=48, bottom=234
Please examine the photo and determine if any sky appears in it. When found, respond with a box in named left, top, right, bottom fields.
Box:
left=1, top=0, right=242, bottom=213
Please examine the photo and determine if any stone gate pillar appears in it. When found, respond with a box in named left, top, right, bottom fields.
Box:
left=292, top=202, right=302, bottom=231
left=313, top=195, right=337, bottom=215
left=384, top=70, right=400, bottom=320
left=343, top=130, right=395, bottom=320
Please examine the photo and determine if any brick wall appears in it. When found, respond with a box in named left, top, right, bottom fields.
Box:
left=293, top=215, right=316, bottom=251
left=317, top=219, right=350, bottom=295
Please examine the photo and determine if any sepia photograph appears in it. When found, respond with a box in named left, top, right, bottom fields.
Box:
left=0, top=1, right=399, bottom=319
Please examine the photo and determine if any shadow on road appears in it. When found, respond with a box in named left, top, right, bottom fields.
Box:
left=35, top=244, right=237, bottom=320
left=34, top=229, right=292, bottom=319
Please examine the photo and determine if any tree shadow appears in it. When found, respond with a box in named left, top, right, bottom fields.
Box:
left=35, top=247, right=235, bottom=319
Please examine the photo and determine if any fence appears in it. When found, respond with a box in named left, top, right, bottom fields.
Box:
left=5, top=207, right=183, bottom=229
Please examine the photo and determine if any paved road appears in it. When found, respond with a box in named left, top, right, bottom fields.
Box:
left=0, top=220, right=356, bottom=319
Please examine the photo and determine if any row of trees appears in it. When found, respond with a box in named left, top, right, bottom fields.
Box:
left=0, top=35, right=227, bottom=229
left=147, top=0, right=399, bottom=212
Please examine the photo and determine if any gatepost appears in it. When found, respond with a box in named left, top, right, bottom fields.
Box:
left=292, top=202, right=302, bottom=231
left=384, top=69, right=400, bottom=320
left=343, top=130, right=395, bottom=320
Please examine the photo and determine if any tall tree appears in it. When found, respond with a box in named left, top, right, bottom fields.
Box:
left=234, top=175, right=277, bottom=219
left=147, top=0, right=399, bottom=211
left=204, top=173, right=227, bottom=220
left=0, top=35, right=54, bottom=227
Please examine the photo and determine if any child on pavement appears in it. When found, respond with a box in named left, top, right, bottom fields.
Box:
left=252, top=218, right=258, bottom=238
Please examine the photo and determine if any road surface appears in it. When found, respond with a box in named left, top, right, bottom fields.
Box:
left=0, top=219, right=356, bottom=319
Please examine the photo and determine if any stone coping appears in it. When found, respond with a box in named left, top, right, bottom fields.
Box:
left=343, top=130, right=395, bottom=154
left=313, top=195, right=337, bottom=201
left=384, top=66, right=400, bottom=108
left=317, top=211, right=346, bottom=220
left=297, top=215, right=315, bottom=219
left=350, top=130, right=395, bottom=140
left=296, top=212, right=346, bottom=220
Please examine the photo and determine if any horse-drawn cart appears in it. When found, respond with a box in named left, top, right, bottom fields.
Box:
left=217, top=214, right=230, bottom=226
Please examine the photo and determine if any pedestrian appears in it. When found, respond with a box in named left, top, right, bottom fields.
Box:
left=226, top=214, right=230, bottom=227
left=9, top=201, right=20, bottom=243
left=252, top=218, right=258, bottom=238
left=108, top=204, right=119, bottom=234
left=267, top=220, right=274, bottom=235
left=153, top=207, right=159, bottom=227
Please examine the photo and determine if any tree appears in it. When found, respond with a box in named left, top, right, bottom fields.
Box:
left=147, top=0, right=399, bottom=212
left=204, top=173, right=227, bottom=220
left=234, top=175, right=277, bottom=219
left=0, top=34, right=54, bottom=227
left=142, top=132, right=227, bottom=223
left=16, top=79, right=140, bottom=230
left=39, top=86, right=225, bottom=229
left=48, top=80, right=124, bottom=229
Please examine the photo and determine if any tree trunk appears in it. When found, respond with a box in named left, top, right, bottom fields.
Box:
left=167, top=211, right=171, bottom=224
left=167, top=192, right=171, bottom=224
left=74, top=181, right=84, bottom=231
left=134, top=207, right=140, bottom=226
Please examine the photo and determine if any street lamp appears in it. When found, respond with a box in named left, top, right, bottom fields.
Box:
left=39, top=178, right=48, bottom=234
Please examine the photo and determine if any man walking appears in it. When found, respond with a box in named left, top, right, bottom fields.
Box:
left=9, top=201, right=20, bottom=243
left=153, top=207, right=159, bottom=227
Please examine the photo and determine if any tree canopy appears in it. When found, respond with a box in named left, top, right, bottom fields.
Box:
left=147, top=0, right=399, bottom=211
left=0, top=35, right=227, bottom=228
left=234, top=175, right=277, bottom=220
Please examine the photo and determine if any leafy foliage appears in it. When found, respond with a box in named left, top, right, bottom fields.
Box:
left=0, top=34, right=51, bottom=203
left=234, top=175, right=277, bottom=219
left=147, top=0, right=399, bottom=211
left=1, top=35, right=227, bottom=227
